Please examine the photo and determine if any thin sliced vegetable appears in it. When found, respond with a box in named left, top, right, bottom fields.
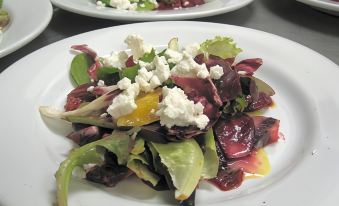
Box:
left=127, top=154, right=160, bottom=186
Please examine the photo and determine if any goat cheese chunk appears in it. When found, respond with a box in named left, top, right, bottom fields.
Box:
left=156, top=86, right=209, bottom=130
left=171, top=52, right=209, bottom=79
left=184, top=43, right=201, bottom=57
left=165, top=49, right=183, bottom=64
left=209, top=65, right=224, bottom=80
left=107, top=79, right=140, bottom=119
left=109, top=0, right=137, bottom=10
left=124, top=34, right=152, bottom=60
left=103, top=51, right=128, bottom=69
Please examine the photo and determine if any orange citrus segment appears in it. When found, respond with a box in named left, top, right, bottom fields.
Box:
left=117, top=88, right=161, bottom=127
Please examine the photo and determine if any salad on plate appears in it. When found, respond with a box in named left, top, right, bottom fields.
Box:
left=0, top=0, right=9, bottom=42
left=95, top=0, right=205, bottom=11
left=40, top=34, right=282, bottom=206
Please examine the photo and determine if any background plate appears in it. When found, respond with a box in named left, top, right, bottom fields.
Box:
left=51, top=0, right=254, bottom=21
left=0, top=22, right=339, bottom=206
left=297, top=0, right=339, bottom=15
left=0, top=0, right=53, bottom=58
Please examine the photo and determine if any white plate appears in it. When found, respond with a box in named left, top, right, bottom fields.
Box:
left=0, top=0, right=53, bottom=58
left=297, top=0, right=339, bottom=15
left=51, top=0, right=253, bottom=21
left=1, top=22, right=339, bottom=206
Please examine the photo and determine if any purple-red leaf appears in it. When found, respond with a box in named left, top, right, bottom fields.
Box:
left=234, top=58, right=263, bottom=75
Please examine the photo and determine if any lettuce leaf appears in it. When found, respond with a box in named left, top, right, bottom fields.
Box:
left=200, top=36, right=242, bottom=59
left=200, top=129, right=219, bottom=179
left=127, top=154, right=160, bottom=186
left=55, top=129, right=133, bottom=206
left=151, top=139, right=204, bottom=200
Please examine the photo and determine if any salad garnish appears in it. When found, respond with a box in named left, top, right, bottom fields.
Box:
left=95, top=0, right=205, bottom=11
left=0, top=0, right=9, bottom=42
left=40, top=34, right=282, bottom=206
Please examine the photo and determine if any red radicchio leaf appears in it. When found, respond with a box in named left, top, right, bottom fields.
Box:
left=234, top=58, right=263, bottom=76
left=71, top=44, right=101, bottom=81
left=125, top=55, right=136, bottom=67
left=171, top=76, right=222, bottom=107
left=64, top=83, right=96, bottom=111
left=215, top=63, right=242, bottom=102
left=194, top=54, right=235, bottom=69
left=214, top=113, right=255, bottom=158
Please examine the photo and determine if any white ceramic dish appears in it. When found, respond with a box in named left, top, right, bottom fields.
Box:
left=0, top=0, right=53, bottom=58
left=51, top=0, right=253, bottom=21
left=1, top=21, right=339, bottom=206
left=297, top=0, right=339, bottom=15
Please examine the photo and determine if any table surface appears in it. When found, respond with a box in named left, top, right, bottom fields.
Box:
left=0, top=0, right=338, bottom=72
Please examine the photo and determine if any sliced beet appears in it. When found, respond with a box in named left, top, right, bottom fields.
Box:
left=214, top=113, right=255, bottom=158
left=125, top=55, right=136, bottom=67
left=66, top=126, right=102, bottom=146
left=208, top=143, right=244, bottom=191
left=253, top=116, right=280, bottom=148
left=86, top=165, right=132, bottom=187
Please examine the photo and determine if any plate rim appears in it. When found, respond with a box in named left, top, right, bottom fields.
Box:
left=51, top=0, right=254, bottom=21
left=1, top=21, right=339, bottom=206
left=297, top=0, right=339, bottom=12
left=0, top=0, right=53, bottom=58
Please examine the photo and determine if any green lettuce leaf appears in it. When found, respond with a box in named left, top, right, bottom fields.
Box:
left=55, top=129, right=133, bottom=206
left=135, top=0, right=157, bottom=11
left=151, top=139, right=204, bottom=200
left=200, top=129, right=219, bottom=179
left=120, top=64, right=140, bottom=82
left=200, top=36, right=242, bottom=59
left=70, top=53, right=93, bottom=86
left=131, top=137, right=145, bottom=155
left=127, top=154, right=160, bottom=186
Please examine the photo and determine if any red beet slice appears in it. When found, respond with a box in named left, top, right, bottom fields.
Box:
left=214, top=113, right=255, bottom=158
left=253, top=116, right=280, bottom=148
left=234, top=58, right=263, bottom=76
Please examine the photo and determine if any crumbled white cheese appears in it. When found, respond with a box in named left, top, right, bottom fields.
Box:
left=156, top=86, right=209, bottom=129
left=209, top=65, right=224, bottom=80
left=165, top=49, right=183, bottom=64
left=184, top=43, right=200, bottom=57
left=124, top=34, right=152, bottom=60
left=135, top=67, right=153, bottom=92
left=102, top=51, right=128, bottom=69
left=107, top=94, right=137, bottom=119
left=135, top=55, right=170, bottom=92
left=117, top=77, right=131, bottom=90
left=109, top=0, right=136, bottom=10
left=100, top=113, right=108, bottom=118
left=86, top=86, right=95, bottom=92
left=97, top=80, right=105, bottom=87
left=171, top=52, right=209, bottom=79
left=107, top=82, right=140, bottom=119
left=138, top=60, right=155, bottom=71
left=96, top=1, right=105, bottom=7
left=151, top=56, right=170, bottom=83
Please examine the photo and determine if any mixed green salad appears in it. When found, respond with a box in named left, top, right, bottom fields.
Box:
left=40, top=35, right=281, bottom=206
left=0, top=0, right=9, bottom=36
left=95, top=0, right=205, bottom=11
